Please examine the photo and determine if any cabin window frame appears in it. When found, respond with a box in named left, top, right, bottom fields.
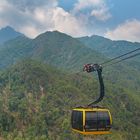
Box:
left=71, top=110, right=83, bottom=131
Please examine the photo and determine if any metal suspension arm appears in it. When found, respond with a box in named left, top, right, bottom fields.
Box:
left=83, top=64, right=105, bottom=106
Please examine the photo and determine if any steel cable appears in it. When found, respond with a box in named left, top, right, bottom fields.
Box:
left=101, top=47, right=140, bottom=65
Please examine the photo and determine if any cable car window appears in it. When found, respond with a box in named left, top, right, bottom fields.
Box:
left=85, top=111, right=111, bottom=131
left=71, top=111, right=83, bottom=131
left=85, top=111, right=98, bottom=131
left=98, top=111, right=111, bottom=130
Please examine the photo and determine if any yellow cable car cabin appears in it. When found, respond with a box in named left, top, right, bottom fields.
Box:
left=71, top=107, right=112, bottom=135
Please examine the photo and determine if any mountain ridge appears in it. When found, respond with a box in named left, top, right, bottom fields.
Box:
left=0, top=30, right=139, bottom=93
left=78, top=35, right=140, bottom=58
left=0, top=30, right=105, bottom=70
left=0, top=26, right=24, bottom=44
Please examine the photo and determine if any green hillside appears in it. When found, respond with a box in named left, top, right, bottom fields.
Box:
left=0, top=31, right=139, bottom=95
left=78, top=35, right=140, bottom=88
left=0, top=31, right=104, bottom=71
left=0, top=36, right=32, bottom=68
left=0, top=31, right=139, bottom=91
left=0, top=60, right=140, bottom=140
left=78, top=35, right=140, bottom=58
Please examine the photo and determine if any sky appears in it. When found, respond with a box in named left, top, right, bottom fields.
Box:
left=0, top=0, right=140, bottom=42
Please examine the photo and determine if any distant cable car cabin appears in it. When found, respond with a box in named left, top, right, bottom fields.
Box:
left=71, top=64, right=112, bottom=135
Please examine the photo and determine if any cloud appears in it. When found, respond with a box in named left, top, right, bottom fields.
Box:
left=91, top=6, right=111, bottom=21
left=73, top=0, right=102, bottom=11
left=6, top=0, right=58, bottom=11
left=72, top=0, right=111, bottom=21
left=105, top=19, right=140, bottom=42
left=50, top=7, right=88, bottom=37
left=0, top=0, right=89, bottom=38
left=33, top=7, right=89, bottom=37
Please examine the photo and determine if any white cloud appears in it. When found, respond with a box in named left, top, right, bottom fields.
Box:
left=6, top=0, right=58, bottom=11
left=72, top=0, right=111, bottom=21
left=91, top=6, right=111, bottom=21
left=50, top=7, right=88, bottom=37
left=0, top=0, right=89, bottom=38
left=20, top=26, right=40, bottom=38
left=105, top=19, right=140, bottom=42
left=73, top=0, right=102, bottom=11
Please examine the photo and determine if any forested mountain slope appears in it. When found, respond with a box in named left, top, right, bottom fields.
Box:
left=78, top=35, right=140, bottom=58
left=78, top=35, right=140, bottom=92
left=0, top=31, right=139, bottom=94
left=0, top=31, right=104, bottom=70
left=0, top=30, right=139, bottom=140
left=0, top=60, right=139, bottom=140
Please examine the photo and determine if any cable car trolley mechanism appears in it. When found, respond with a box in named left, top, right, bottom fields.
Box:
left=71, top=64, right=112, bottom=135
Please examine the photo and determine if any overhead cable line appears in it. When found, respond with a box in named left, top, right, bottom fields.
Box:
left=75, top=47, right=140, bottom=74
left=101, top=47, right=140, bottom=65
left=104, top=52, right=140, bottom=67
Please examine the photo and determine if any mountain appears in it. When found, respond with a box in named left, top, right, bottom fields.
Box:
left=0, top=31, right=139, bottom=92
left=0, top=36, right=32, bottom=68
left=31, top=31, right=105, bottom=70
left=0, top=59, right=139, bottom=140
left=0, top=29, right=139, bottom=139
left=0, top=31, right=104, bottom=70
left=78, top=35, right=140, bottom=58
left=0, top=30, right=139, bottom=92
left=78, top=35, right=140, bottom=70
left=0, top=26, right=24, bottom=44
